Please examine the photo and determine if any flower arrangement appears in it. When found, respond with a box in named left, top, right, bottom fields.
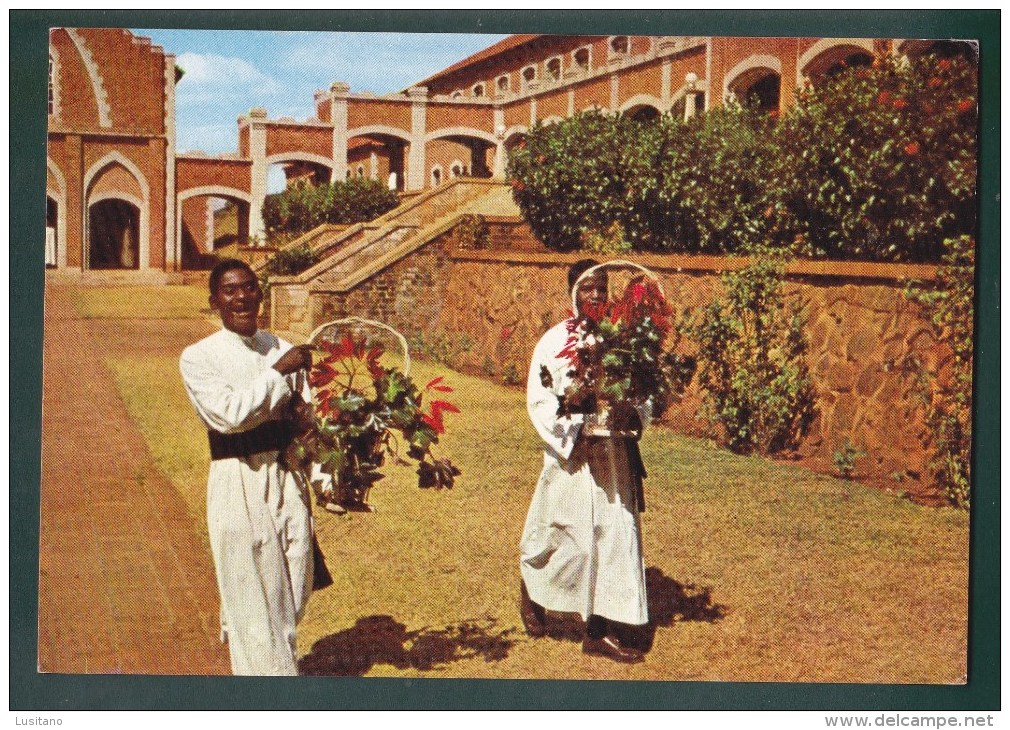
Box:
left=556, top=270, right=695, bottom=432
left=284, top=332, right=460, bottom=511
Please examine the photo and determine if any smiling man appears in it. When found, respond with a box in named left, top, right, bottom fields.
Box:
left=179, top=258, right=318, bottom=675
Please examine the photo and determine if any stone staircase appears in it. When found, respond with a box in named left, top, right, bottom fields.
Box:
left=268, top=178, right=521, bottom=338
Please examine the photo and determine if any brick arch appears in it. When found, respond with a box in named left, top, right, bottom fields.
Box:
left=724, top=54, right=782, bottom=99
left=46, top=158, right=67, bottom=268
left=539, top=115, right=564, bottom=126
left=347, top=125, right=412, bottom=144
left=265, top=152, right=334, bottom=170
left=83, top=152, right=150, bottom=269
left=177, top=186, right=252, bottom=260
left=619, top=93, right=663, bottom=114
left=424, top=126, right=498, bottom=146
left=798, top=38, right=875, bottom=83
left=64, top=28, right=112, bottom=128
left=501, top=125, right=528, bottom=145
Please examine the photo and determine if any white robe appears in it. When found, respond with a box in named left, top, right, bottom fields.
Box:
left=519, top=321, right=649, bottom=626
left=180, top=328, right=313, bottom=676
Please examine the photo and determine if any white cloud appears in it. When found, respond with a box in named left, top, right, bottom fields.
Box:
left=175, top=51, right=284, bottom=104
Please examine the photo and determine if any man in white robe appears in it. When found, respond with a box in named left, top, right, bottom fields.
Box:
left=180, top=259, right=318, bottom=676
left=519, top=260, right=649, bottom=664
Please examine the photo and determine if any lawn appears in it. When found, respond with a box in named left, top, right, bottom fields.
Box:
left=97, top=288, right=968, bottom=683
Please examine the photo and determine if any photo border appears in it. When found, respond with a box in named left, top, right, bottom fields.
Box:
left=11, top=8, right=1000, bottom=710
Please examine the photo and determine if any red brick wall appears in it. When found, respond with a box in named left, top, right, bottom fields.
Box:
left=265, top=125, right=332, bottom=160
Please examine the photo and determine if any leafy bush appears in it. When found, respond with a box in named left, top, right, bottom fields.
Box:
left=689, top=256, right=816, bottom=454
left=262, top=242, right=320, bottom=277
left=455, top=213, right=491, bottom=250
left=766, top=54, right=977, bottom=262
left=505, top=52, right=977, bottom=263
left=905, top=235, right=974, bottom=508
left=263, top=178, right=399, bottom=241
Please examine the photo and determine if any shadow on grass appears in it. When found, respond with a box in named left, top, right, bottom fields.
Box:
left=542, top=567, right=727, bottom=652
left=298, top=615, right=521, bottom=676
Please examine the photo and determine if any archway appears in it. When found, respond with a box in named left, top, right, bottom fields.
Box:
left=800, top=42, right=875, bottom=86
left=267, top=160, right=332, bottom=193
left=426, top=133, right=496, bottom=180
left=626, top=104, right=661, bottom=123
left=45, top=196, right=58, bottom=268
left=346, top=132, right=408, bottom=191
left=729, top=69, right=781, bottom=112
left=88, top=198, right=140, bottom=269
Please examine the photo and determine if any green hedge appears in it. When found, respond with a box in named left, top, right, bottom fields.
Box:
left=506, top=52, right=977, bottom=263
left=263, top=178, right=399, bottom=241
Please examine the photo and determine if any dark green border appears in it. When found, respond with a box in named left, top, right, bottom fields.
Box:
left=11, top=9, right=999, bottom=711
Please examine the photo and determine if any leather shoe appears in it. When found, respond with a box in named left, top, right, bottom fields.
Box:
left=582, top=635, right=645, bottom=664
left=519, top=581, right=547, bottom=638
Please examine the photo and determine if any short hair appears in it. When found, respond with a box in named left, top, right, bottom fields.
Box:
left=209, top=258, right=256, bottom=296
left=568, top=258, right=602, bottom=293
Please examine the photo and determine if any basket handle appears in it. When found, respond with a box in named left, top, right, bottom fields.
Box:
left=308, top=317, right=411, bottom=377
left=571, top=259, right=667, bottom=316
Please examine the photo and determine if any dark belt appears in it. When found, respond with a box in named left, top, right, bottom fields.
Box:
left=207, top=420, right=294, bottom=461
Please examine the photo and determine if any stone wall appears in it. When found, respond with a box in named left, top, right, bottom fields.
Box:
left=271, top=218, right=955, bottom=501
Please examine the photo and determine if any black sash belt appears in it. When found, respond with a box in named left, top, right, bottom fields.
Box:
left=208, top=420, right=294, bottom=461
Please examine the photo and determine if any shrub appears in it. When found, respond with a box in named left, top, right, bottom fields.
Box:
left=263, top=178, right=399, bottom=241
left=689, top=256, right=816, bottom=454
left=455, top=213, right=491, bottom=250
left=905, top=235, right=974, bottom=508
left=262, top=242, right=320, bottom=277
left=771, top=53, right=977, bottom=262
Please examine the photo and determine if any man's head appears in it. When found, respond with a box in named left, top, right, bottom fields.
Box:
left=568, top=258, right=608, bottom=315
left=208, top=258, right=262, bottom=337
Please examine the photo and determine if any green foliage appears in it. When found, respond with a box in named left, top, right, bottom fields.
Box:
left=408, top=330, right=474, bottom=370
left=505, top=53, right=977, bottom=263
left=582, top=222, right=633, bottom=255
left=904, top=235, right=974, bottom=508
left=689, top=257, right=816, bottom=454
left=455, top=213, right=491, bottom=250
left=286, top=336, right=460, bottom=509
left=833, top=438, right=867, bottom=479
left=262, top=242, right=320, bottom=277
left=771, top=54, right=977, bottom=262
left=262, top=178, right=399, bottom=241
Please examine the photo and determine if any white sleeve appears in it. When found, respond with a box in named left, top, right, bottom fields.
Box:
left=526, top=332, right=583, bottom=461
left=180, top=349, right=293, bottom=434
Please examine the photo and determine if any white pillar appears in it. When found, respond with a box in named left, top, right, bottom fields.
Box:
left=661, top=58, right=672, bottom=106
left=493, top=107, right=507, bottom=179
left=247, top=107, right=268, bottom=243
left=329, top=82, right=349, bottom=183
left=369, top=150, right=378, bottom=180
left=610, top=73, right=619, bottom=111
left=407, top=86, right=427, bottom=192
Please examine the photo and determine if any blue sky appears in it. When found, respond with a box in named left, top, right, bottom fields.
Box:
left=134, top=29, right=509, bottom=155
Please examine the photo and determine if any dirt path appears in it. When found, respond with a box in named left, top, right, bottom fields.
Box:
left=38, top=285, right=229, bottom=675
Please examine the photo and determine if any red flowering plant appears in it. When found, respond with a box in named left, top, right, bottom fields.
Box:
left=555, top=270, right=695, bottom=432
left=284, top=332, right=460, bottom=511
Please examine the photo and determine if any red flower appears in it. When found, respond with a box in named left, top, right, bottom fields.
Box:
left=928, top=76, right=943, bottom=88
left=957, top=98, right=974, bottom=113
left=422, top=399, right=460, bottom=434
left=767, top=110, right=779, bottom=119
left=891, top=98, right=907, bottom=111
left=877, top=91, right=891, bottom=105
left=510, top=179, right=525, bottom=191
left=904, top=141, right=921, bottom=156
left=425, top=376, right=453, bottom=393
left=500, top=324, right=517, bottom=340
left=937, top=59, right=953, bottom=72
left=536, top=154, right=547, bottom=163
left=629, top=282, right=647, bottom=305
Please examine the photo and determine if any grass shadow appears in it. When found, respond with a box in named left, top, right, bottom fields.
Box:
left=298, top=615, right=521, bottom=676
left=539, top=566, right=727, bottom=652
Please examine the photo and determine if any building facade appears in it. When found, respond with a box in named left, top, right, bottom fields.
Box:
left=46, top=29, right=958, bottom=274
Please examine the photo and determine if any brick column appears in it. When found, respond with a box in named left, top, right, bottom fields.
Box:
left=163, top=54, right=178, bottom=271
left=329, top=82, right=349, bottom=183
left=246, top=107, right=268, bottom=243
left=65, top=135, right=84, bottom=269
left=407, top=86, right=427, bottom=192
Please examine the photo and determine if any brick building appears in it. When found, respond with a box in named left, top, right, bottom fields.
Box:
left=46, top=29, right=961, bottom=275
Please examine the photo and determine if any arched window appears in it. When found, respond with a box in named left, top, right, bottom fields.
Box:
left=431, top=166, right=442, bottom=187
left=450, top=162, right=463, bottom=178
left=545, top=57, right=562, bottom=82
left=450, top=90, right=463, bottom=99
left=573, top=47, right=591, bottom=74
left=609, top=36, right=630, bottom=57
left=356, top=165, right=365, bottom=178
left=521, top=65, right=537, bottom=91
left=472, top=83, right=485, bottom=97
left=496, top=74, right=510, bottom=96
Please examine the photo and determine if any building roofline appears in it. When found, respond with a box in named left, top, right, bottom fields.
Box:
left=406, top=34, right=545, bottom=90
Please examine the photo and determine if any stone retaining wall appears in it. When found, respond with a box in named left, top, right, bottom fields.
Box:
left=270, top=219, right=956, bottom=500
